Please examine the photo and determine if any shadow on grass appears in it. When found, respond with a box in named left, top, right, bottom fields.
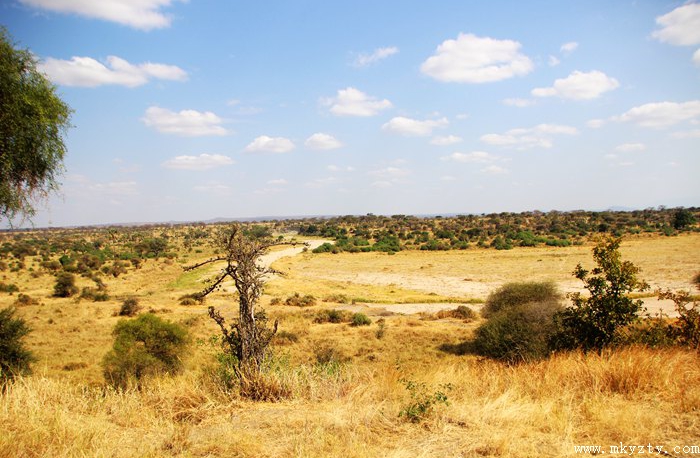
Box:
left=438, top=341, right=474, bottom=356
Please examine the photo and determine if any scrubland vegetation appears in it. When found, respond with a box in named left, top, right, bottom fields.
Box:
left=0, top=209, right=699, bottom=457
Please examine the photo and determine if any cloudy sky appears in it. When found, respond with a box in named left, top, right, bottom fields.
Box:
left=4, top=0, right=700, bottom=226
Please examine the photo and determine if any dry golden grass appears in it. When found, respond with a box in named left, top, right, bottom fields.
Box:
left=2, top=348, right=698, bottom=457
left=1, top=230, right=699, bottom=456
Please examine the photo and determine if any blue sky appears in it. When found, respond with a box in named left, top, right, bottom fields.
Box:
left=3, top=0, right=700, bottom=227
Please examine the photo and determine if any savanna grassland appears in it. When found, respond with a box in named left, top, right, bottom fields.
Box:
left=1, top=213, right=699, bottom=457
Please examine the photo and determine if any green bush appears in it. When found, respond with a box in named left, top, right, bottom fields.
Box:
left=350, top=312, right=372, bottom=326
left=313, top=309, right=351, bottom=324
left=482, top=281, right=560, bottom=318
left=657, top=289, right=700, bottom=350
left=398, top=378, right=452, bottom=423
left=0, top=307, right=35, bottom=383
left=472, top=301, right=561, bottom=363
left=621, top=314, right=677, bottom=348
left=80, top=287, right=109, bottom=302
left=312, top=242, right=341, bottom=254
left=102, top=313, right=189, bottom=389
left=550, top=238, right=648, bottom=352
left=53, top=272, right=78, bottom=297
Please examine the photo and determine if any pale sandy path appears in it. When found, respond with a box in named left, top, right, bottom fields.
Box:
left=260, top=239, right=327, bottom=270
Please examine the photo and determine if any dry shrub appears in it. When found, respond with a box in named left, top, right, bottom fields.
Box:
left=285, top=293, right=317, bottom=307
left=13, top=293, right=38, bottom=306
left=435, top=305, right=478, bottom=321
left=238, top=370, right=292, bottom=401
left=483, top=281, right=560, bottom=318
left=117, top=297, right=141, bottom=317
left=179, top=293, right=205, bottom=306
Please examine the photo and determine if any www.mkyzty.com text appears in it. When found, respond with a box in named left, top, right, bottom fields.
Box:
left=574, top=443, right=700, bottom=455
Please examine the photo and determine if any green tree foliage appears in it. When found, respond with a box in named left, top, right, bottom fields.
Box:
left=53, top=272, right=78, bottom=297
left=0, top=28, right=72, bottom=221
left=672, top=208, right=696, bottom=230
left=551, top=237, right=649, bottom=352
left=0, top=307, right=35, bottom=382
left=102, top=313, right=189, bottom=389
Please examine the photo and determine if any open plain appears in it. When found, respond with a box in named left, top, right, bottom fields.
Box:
left=1, top=228, right=699, bottom=457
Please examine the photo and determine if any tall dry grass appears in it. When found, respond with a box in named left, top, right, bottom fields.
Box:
left=2, top=347, right=698, bottom=457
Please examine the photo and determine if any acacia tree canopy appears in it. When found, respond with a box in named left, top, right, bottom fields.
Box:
left=0, top=28, right=72, bottom=222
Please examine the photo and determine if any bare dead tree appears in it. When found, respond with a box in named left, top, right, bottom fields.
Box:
left=185, top=224, right=303, bottom=381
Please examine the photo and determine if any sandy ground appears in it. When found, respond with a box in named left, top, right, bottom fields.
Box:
left=268, top=238, right=697, bottom=318
left=260, top=239, right=328, bottom=269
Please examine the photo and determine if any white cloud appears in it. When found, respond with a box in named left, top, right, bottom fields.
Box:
left=440, top=175, right=457, bottom=182
left=193, top=182, right=232, bottom=196
left=38, top=55, right=187, bottom=87
left=560, top=41, right=579, bottom=54
left=327, top=165, right=355, bottom=172
left=267, top=179, right=288, bottom=185
left=353, top=46, right=399, bottom=67
left=671, top=128, right=700, bottom=139
left=481, top=124, right=578, bottom=149
left=694, top=49, right=700, bottom=66
left=431, top=135, right=463, bottom=146
left=614, top=143, right=646, bottom=152
left=534, top=124, right=579, bottom=135
left=481, top=165, right=509, bottom=175
left=245, top=135, right=295, bottom=153
left=420, top=33, right=533, bottom=83
left=142, top=107, right=228, bottom=137
left=532, top=70, right=619, bottom=100
left=652, top=3, right=700, bottom=46
left=369, top=167, right=410, bottom=177
left=91, top=181, right=138, bottom=196
left=368, top=167, right=411, bottom=185
left=305, top=177, right=339, bottom=188
left=441, top=151, right=502, bottom=163
left=503, top=98, right=535, bottom=107
left=304, top=133, right=343, bottom=150
left=322, top=87, right=392, bottom=117
left=382, top=117, right=448, bottom=136
left=613, top=100, right=700, bottom=128
left=587, top=119, right=605, bottom=129
left=20, top=0, right=183, bottom=30
left=548, top=55, right=561, bottom=67
left=162, top=154, right=234, bottom=171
